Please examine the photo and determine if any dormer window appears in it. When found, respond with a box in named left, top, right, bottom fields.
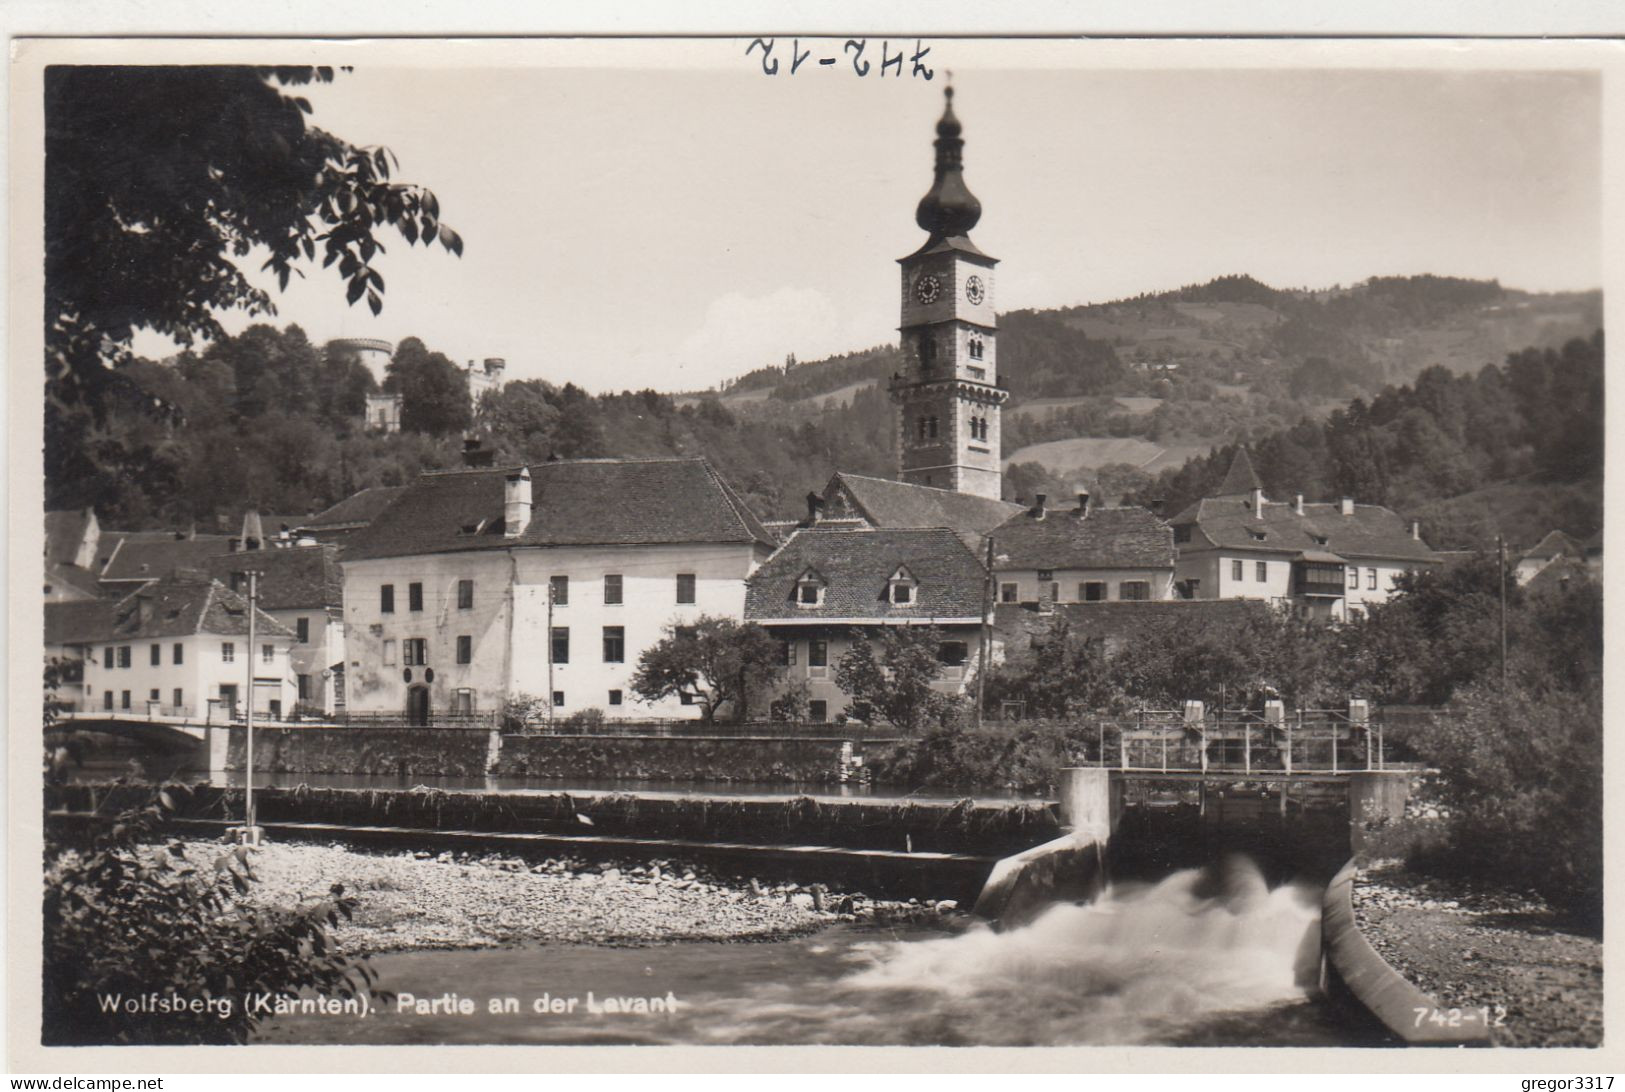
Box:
left=1249, top=529, right=1267, bottom=542
left=796, top=568, right=827, bottom=608
left=888, top=566, right=918, bottom=606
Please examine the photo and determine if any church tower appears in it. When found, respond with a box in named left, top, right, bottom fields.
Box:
left=890, top=84, right=1008, bottom=500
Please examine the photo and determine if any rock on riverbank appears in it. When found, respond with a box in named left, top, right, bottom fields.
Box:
left=1352, top=859, right=1602, bottom=1047
left=217, top=840, right=953, bottom=953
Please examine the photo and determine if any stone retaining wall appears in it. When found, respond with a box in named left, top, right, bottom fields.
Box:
left=493, top=734, right=851, bottom=783
left=222, top=726, right=490, bottom=780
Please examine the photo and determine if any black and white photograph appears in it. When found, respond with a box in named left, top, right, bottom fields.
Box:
left=11, top=32, right=1617, bottom=1069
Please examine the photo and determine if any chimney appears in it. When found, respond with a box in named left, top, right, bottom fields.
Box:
left=504, top=467, right=533, bottom=537
left=1032, top=493, right=1047, bottom=520
left=1076, top=491, right=1091, bottom=518
left=805, top=491, right=824, bottom=524
left=1340, top=497, right=1355, bottom=517
left=1252, top=486, right=1264, bottom=519
left=1410, top=519, right=1422, bottom=541
left=1294, top=494, right=1305, bottom=516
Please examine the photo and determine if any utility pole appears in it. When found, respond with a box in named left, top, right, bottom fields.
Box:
left=976, top=536, right=994, bottom=729
left=242, top=569, right=263, bottom=845
left=1497, top=535, right=1509, bottom=690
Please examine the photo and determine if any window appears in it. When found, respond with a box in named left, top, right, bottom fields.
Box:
left=173, top=688, right=183, bottom=708
left=1082, top=581, right=1106, bottom=602
left=103, top=647, right=113, bottom=669
left=296, top=617, right=310, bottom=643
left=888, top=566, right=916, bottom=605
left=552, top=691, right=565, bottom=708
left=1174, top=524, right=1193, bottom=544
left=458, top=579, right=474, bottom=610
left=937, top=641, right=969, bottom=666
left=551, top=627, right=570, bottom=664
left=1186, top=578, right=1201, bottom=599
left=221, top=642, right=235, bottom=663
left=1256, top=561, right=1268, bottom=582
left=457, top=635, right=472, bottom=664
left=118, top=646, right=131, bottom=668
left=1038, top=569, right=1053, bottom=582
left=798, top=583, right=821, bottom=605
left=778, top=640, right=796, bottom=666
left=928, top=416, right=939, bottom=439
left=808, top=640, right=828, bottom=668
left=608, top=689, right=623, bottom=706
left=808, top=699, right=828, bottom=723
left=150, top=644, right=161, bottom=666
left=1348, top=567, right=1361, bottom=590
left=120, top=690, right=131, bottom=710
left=403, top=638, right=427, bottom=666
left=453, top=689, right=474, bottom=715
left=1120, top=581, right=1150, bottom=601
left=550, top=575, right=569, bottom=605
left=676, top=573, right=696, bottom=604
left=149, top=688, right=160, bottom=701
left=1231, top=560, right=1243, bottom=582
left=297, top=674, right=310, bottom=700
left=1367, top=567, right=1377, bottom=591
left=917, top=416, right=928, bottom=441
left=380, top=584, right=395, bottom=613
left=102, top=691, right=113, bottom=711
left=1000, top=583, right=1018, bottom=603
left=408, top=582, right=423, bottom=611
left=261, top=644, right=275, bottom=664
left=1046, top=582, right=1060, bottom=603
left=602, top=626, right=625, bottom=663
left=679, top=691, right=693, bottom=705
left=892, top=583, right=912, bottom=604
left=604, top=574, right=623, bottom=605
left=173, top=642, right=183, bottom=664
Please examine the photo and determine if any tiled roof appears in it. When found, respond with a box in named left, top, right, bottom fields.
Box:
left=99, top=535, right=234, bottom=583
left=303, top=486, right=409, bottom=530
left=995, top=598, right=1268, bottom=654
left=1214, top=448, right=1263, bottom=497
left=1521, top=530, right=1585, bottom=563
left=342, top=458, right=775, bottom=562
left=45, top=560, right=107, bottom=599
left=204, top=543, right=343, bottom=610
left=1526, top=556, right=1593, bottom=592
left=990, top=504, right=1174, bottom=570
left=745, top=527, right=986, bottom=621
left=827, top=473, right=1023, bottom=538
left=45, top=599, right=116, bottom=646
left=1171, top=496, right=1436, bottom=562
left=52, top=573, right=294, bottom=643
left=45, top=509, right=93, bottom=565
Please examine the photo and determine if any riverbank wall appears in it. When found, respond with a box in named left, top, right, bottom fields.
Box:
left=214, top=725, right=859, bottom=784
left=50, top=782, right=1059, bottom=857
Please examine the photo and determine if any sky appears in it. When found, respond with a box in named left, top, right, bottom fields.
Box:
left=127, top=40, right=1602, bottom=395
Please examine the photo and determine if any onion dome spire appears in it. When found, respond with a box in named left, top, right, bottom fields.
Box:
left=914, top=83, right=982, bottom=238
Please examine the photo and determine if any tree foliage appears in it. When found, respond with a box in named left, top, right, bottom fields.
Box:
left=43, top=786, right=388, bottom=1044
left=833, top=627, right=959, bottom=733
left=629, top=616, right=781, bottom=723
left=387, top=337, right=472, bottom=436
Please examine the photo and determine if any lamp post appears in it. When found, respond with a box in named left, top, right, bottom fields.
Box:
left=240, top=569, right=263, bottom=846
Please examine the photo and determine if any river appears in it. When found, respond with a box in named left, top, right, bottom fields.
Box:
left=258, top=856, right=1380, bottom=1047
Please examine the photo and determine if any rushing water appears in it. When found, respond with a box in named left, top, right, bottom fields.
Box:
left=260, top=856, right=1375, bottom=1047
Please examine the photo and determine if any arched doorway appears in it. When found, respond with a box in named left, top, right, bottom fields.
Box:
left=406, top=685, right=430, bottom=727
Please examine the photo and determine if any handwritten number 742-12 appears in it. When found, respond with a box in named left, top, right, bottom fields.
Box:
left=747, top=39, right=933, bottom=80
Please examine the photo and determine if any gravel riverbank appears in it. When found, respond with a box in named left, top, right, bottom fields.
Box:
left=1352, top=859, right=1602, bottom=1047
left=218, top=839, right=954, bottom=953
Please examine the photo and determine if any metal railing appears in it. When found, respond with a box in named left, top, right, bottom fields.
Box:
left=1076, top=710, right=1390, bottom=775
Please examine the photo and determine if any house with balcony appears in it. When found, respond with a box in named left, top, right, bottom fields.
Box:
left=64, top=571, right=297, bottom=720
left=337, top=456, right=776, bottom=723
left=989, top=491, right=1176, bottom=606
left=1168, top=449, right=1437, bottom=620
left=744, top=526, right=988, bottom=723
left=207, top=542, right=346, bottom=715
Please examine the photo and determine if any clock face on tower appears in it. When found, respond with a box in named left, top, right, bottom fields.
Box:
left=965, top=275, right=985, bottom=306
left=914, top=274, right=942, bottom=305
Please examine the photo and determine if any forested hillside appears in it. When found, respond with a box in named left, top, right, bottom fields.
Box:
left=46, top=274, right=1601, bottom=553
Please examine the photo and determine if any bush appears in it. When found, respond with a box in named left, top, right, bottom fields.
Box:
left=1404, top=681, right=1602, bottom=928
left=867, top=719, right=1094, bottom=794
left=43, top=785, right=388, bottom=1044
